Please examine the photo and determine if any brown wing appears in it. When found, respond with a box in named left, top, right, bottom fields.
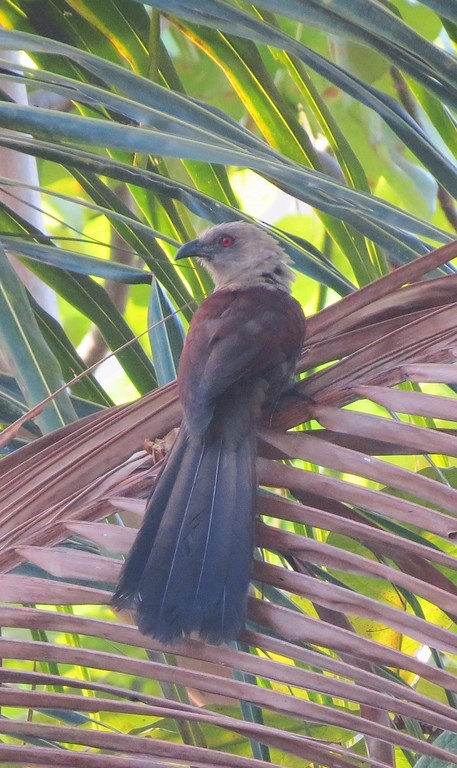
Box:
left=178, top=286, right=305, bottom=436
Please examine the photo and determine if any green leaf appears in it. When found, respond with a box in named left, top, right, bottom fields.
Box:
left=0, top=136, right=356, bottom=295
left=415, top=731, right=457, bottom=767
left=133, top=1, right=457, bottom=193
left=148, top=277, right=185, bottom=386
left=2, top=237, right=153, bottom=283
left=0, top=101, right=447, bottom=261
left=31, top=298, right=114, bottom=407
left=0, top=243, right=77, bottom=433
left=187, top=26, right=380, bottom=283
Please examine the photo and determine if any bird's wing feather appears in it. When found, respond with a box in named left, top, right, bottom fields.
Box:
left=179, top=287, right=304, bottom=408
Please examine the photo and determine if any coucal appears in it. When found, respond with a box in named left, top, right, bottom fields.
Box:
left=112, top=221, right=305, bottom=644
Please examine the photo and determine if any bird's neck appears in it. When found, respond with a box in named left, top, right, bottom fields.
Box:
left=212, top=267, right=293, bottom=293
left=213, top=278, right=289, bottom=293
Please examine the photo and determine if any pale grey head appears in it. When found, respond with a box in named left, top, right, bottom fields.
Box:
left=175, top=221, right=295, bottom=292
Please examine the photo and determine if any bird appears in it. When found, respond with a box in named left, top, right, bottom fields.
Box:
left=112, top=221, right=306, bottom=644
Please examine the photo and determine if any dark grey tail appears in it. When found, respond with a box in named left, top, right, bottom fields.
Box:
left=112, top=426, right=256, bottom=644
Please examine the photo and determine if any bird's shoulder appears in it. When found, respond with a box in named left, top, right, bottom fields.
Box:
left=193, top=286, right=303, bottom=333
left=182, top=286, right=304, bottom=374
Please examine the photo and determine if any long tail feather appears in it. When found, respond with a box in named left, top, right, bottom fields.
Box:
left=112, top=426, right=256, bottom=644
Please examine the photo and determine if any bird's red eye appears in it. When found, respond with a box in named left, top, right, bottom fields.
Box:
left=219, top=235, right=234, bottom=247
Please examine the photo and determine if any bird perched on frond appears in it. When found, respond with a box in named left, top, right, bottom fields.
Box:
left=112, top=221, right=305, bottom=644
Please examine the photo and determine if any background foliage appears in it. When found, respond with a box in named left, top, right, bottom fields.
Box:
left=0, top=1, right=457, bottom=766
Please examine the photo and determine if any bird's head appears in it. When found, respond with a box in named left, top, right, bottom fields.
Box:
left=175, top=221, right=295, bottom=292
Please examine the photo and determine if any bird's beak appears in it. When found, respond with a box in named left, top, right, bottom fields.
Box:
left=174, top=239, right=201, bottom=261
left=175, top=239, right=213, bottom=261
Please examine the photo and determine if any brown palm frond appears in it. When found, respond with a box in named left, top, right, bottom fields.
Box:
left=2, top=240, right=457, bottom=766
